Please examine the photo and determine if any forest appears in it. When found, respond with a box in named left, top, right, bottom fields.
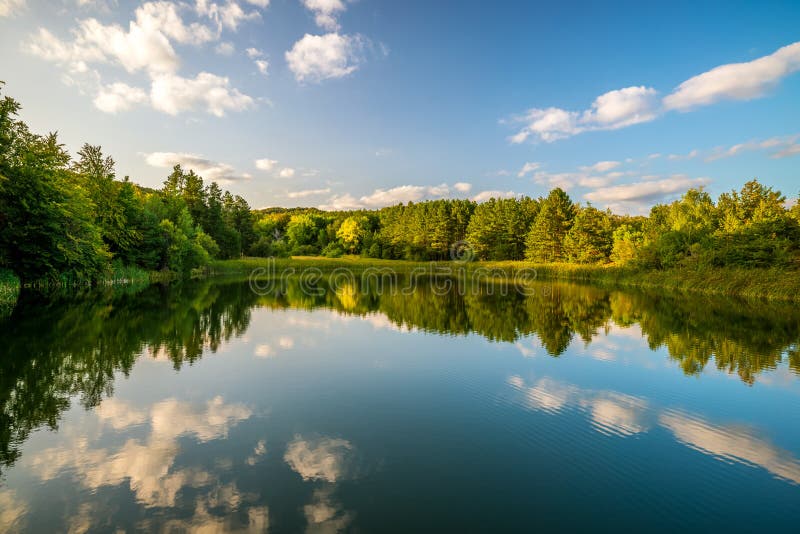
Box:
left=2, top=87, right=800, bottom=285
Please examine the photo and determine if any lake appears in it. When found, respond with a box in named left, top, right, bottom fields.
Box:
left=1, top=274, right=800, bottom=532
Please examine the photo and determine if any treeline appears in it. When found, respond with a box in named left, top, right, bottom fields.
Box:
left=250, top=181, right=800, bottom=270
left=2, top=86, right=800, bottom=284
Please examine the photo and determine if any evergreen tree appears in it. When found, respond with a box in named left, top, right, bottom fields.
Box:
left=525, top=188, right=575, bottom=262
left=564, top=205, right=613, bottom=264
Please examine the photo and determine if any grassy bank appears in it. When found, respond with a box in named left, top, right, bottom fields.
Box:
left=211, top=256, right=800, bottom=302
left=4, top=257, right=798, bottom=307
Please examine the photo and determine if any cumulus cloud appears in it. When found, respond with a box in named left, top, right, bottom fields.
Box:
left=144, top=151, right=248, bottom=183
left=25, top=2, right=218, bottom=75
left=285, top=33, right=364, bottom=83
left=279, top=167, right=296, bottom=178
left=255, top=59, right=269, bottom=75
left=509, top=41, right=800, bottom=143
left=150, top=72, right=254, bottom=116
left=255, top=158, right=278, bottom=171
left=0, top=0, right=25, bottom=17
left=93, top=82, right=148, bottom=113
left=24, top=1, right=256, bottom=116
left=664, top=42, right=800, bottom=110
left=301, top=0, right=346, bottom=31
left=195, top=0, right=261, bottom=31
left=215, top=41, right=235, bottom=55
left=453, top=182, right=472, bottom=193
left=510, top=86, right=658, bottom=143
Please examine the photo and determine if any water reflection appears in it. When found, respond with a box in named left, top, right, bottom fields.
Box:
left=1, top=277, right=799, bottom=477
left=508, top=373, right=800, bottom=485
left=1, top=277, right=800, bottom=530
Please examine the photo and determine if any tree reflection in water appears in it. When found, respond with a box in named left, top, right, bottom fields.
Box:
left=1, top=276, right=799, bottom=474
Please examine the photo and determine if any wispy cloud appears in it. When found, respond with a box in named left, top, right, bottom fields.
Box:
left=144, top=151, right=249, bottom=183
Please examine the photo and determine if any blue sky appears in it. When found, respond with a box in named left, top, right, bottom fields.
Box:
left=1, top=0, right=799, bottom=212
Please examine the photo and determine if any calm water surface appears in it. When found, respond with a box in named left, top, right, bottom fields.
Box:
left=1, top=277, right=800, bottom=532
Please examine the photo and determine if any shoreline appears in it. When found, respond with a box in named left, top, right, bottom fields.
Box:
left=3, top=257, right=800, bottom=306
left=211, top=257, right=800, bottom=302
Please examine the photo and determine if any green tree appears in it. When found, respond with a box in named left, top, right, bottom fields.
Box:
left=337, top=216, right=365, bottom=253
left=564, top=205, right=613, bottom=264
left=0, top=92, right=110, bottom=282
left=525, top=188, right=575, bottom=262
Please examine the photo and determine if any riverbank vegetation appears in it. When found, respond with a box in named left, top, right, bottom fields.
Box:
left=2, top=87, right=799, bottom=299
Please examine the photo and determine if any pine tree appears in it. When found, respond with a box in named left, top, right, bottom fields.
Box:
left=525, top=188, right=575, bottom=262
left=564, top=205, right=613, bottom=264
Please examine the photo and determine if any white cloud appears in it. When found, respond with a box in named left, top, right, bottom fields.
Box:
left=255, top=158, right=278, bottom=171
left=287, top=188, right=331, bottom=199
left=510, top=86, right=658, bottom=143
left=360, top=184, right=447, bottom=206
left=453, top=182, right=472, bottom=193
left=580, top=160, right=620, bottom=173
left=285, top=33, right=364, bottom=83
left=144, top=151, right=248, bottom=183
left=705, top=134, right=800, bottom=161
left=150, top=72, right=254, bottom=116
left=215, top=41, right=235, bottom=55
left=195, top=0, right=261, bottom=31
left=246, top=46, right=263, bottom=58
left=93, top=82, right=147, bottom=113
left=24, top=2, right=257, bottom=117
left=517, top=161, right=541, bottom=177
left=25, top=3, right=218, bottom=76
left=317, top=193, right=362, bottom=211
left=301, top=0, right=346, bottom=31
left=0, top=0, right=25, bottom=17
left=664, top=42, right=800, bottom=111
left=472, top=190, right=519, bottom=203
left=773, top=143, right=800, bottom=159
left=279, top=167, right=296, bottom=178
left=319, top=183, right=454, bottom=210
left=584, top=175, right=710, bottom=213
left=509, top=41, right=800, bottom=143
left=255, top=59, right=269, bottom=75
left=667, top=149, right=700, bottom=161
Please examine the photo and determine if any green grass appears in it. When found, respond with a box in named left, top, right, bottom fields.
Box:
left=4, top=257, right=798, bottom=307
left=211, top=256, right=800, bottom=302
left=0, top=269, right=21, bottom=316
